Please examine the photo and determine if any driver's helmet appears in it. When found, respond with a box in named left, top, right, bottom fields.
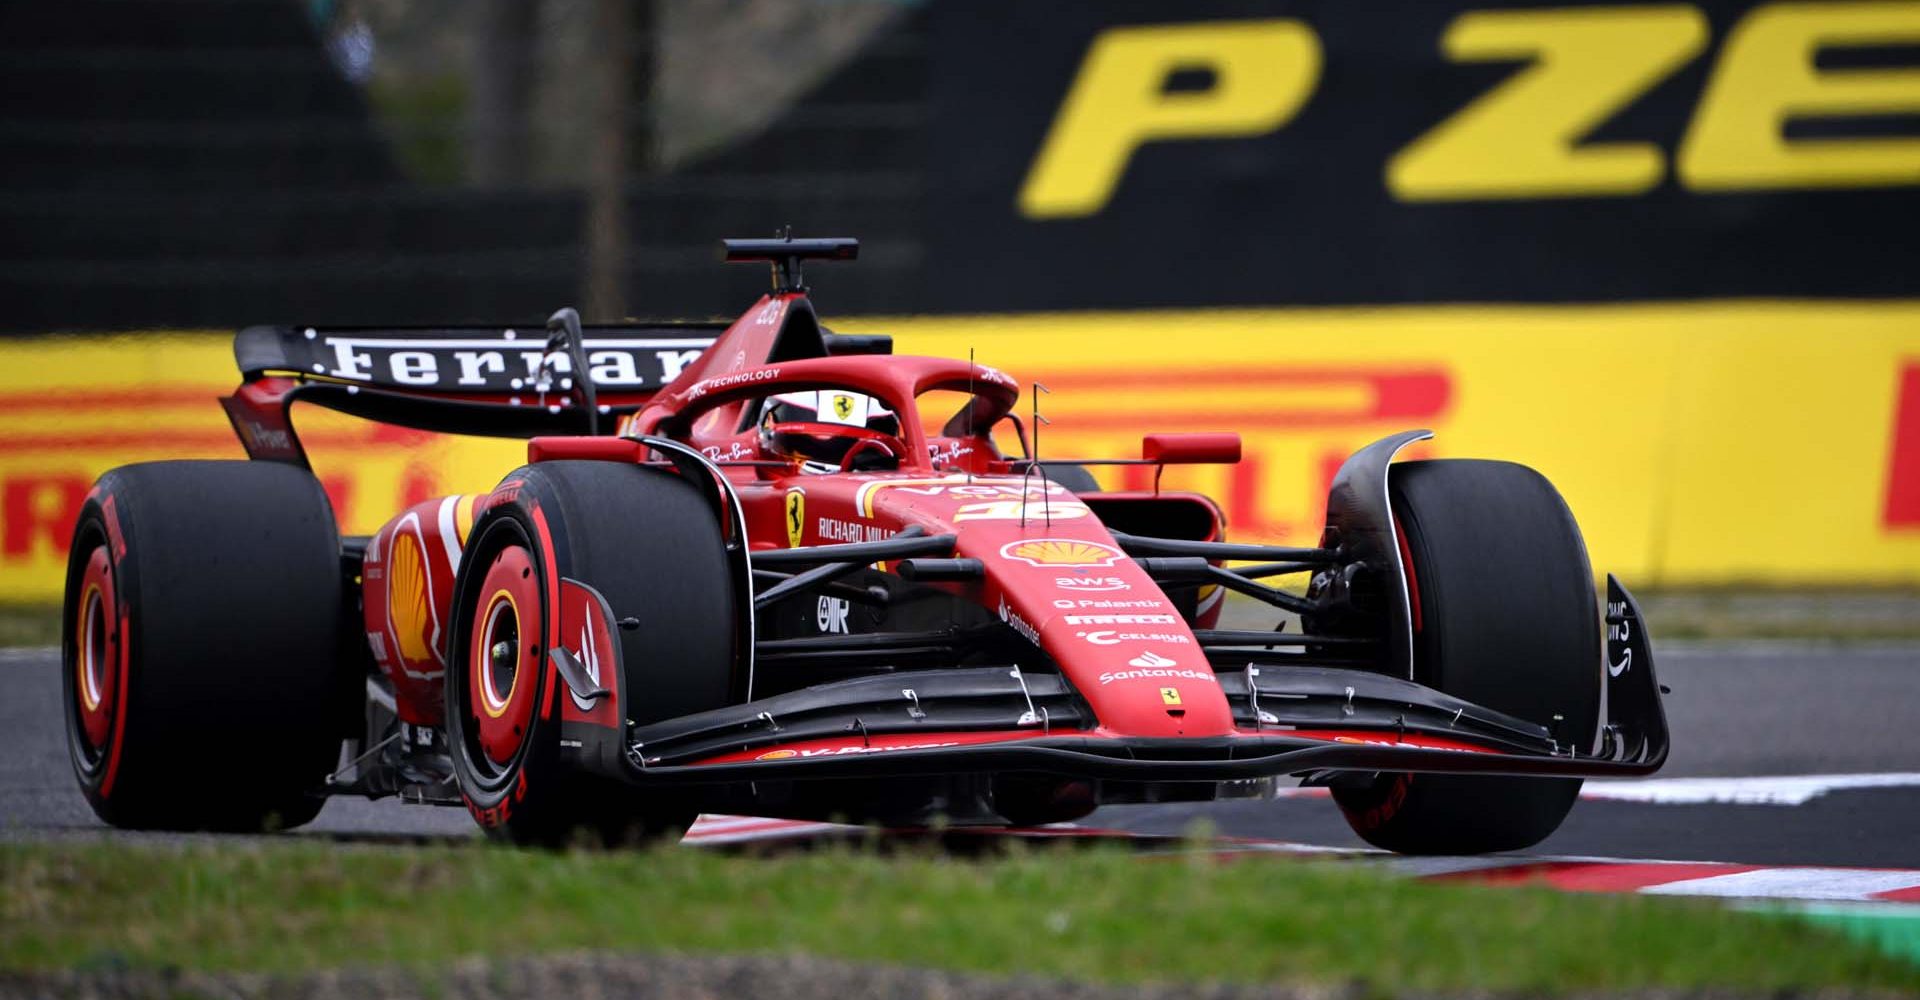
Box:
left=757, top=390, right=902, bottom=472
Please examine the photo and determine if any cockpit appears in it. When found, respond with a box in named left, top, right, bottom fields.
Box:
left=655, top=359, right=1027, bottom=477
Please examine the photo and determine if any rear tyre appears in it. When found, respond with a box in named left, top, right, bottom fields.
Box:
left=446, top=461, right=739, bottom=846
left=1331, top=460, right=1600, bottom=855
left=61, top=461, right=346, bottom=831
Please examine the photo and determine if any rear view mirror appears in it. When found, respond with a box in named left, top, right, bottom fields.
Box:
left=1142, top=433, right=1242, bottom=465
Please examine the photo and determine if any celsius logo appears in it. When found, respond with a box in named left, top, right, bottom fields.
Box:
left=1128, top=650, right=1176, bottom=668
left=1075, top=630, right=1192, bottom=647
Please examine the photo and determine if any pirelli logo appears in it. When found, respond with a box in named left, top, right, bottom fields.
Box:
left=1021, top=3, right=1920, bottom=217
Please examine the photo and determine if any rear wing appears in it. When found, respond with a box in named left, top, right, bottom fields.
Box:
left=224, top=234, right=878, bottom=466
left=221, top=313, right=723, bottom=466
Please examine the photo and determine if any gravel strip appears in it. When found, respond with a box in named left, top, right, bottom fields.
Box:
left=0, top=952, right=1905, bottom=1000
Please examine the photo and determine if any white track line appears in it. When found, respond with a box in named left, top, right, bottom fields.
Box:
left=1642, top=867, right=1920, bottom=901
left=677, top=813, right=1920, bottom=905
left=1581, top=773, right=1920, bottom=806
left=1381, top=856, right=1535, bottom=877
left=1228, top=773, right=1920, bottom=807
left=684, top=771, right=1920, bottom=843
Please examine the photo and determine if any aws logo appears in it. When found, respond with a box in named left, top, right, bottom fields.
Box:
left=1020, top=3, right=1920, bottom=217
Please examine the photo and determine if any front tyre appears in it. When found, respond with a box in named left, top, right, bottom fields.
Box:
left=1332, top=459, right=1601, bottom=855
left=62, top=461, right=347, bottom=832
left=446, top=461, right=740, bottom=846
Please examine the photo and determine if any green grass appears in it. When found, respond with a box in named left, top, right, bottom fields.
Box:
left=3, top=840, right=1915, bottom=992
left=0, top=603, right=60, bottom=648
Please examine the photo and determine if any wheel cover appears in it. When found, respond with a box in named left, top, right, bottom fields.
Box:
left=73, top=546, right=118, bottom=756
left=468, top=544, right=541, bottom=768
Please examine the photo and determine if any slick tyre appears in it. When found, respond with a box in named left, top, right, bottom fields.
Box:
left=62, top=461, right=347, bottom=832
left=446, top=461, right=739, bottom=847
left=1332, top=459, right=1601, bottom=855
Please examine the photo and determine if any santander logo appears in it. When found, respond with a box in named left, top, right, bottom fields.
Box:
left=1097, top=650, right=1215, bottom=686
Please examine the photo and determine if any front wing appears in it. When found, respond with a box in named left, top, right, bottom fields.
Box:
left=575, top=576, right=1668, bottom=788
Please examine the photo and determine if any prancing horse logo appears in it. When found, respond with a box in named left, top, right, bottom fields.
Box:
left=785, top=489, right=805, bottom=547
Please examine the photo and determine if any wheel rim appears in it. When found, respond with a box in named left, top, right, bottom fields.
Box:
left=72, top=545, right=118, bottom=757
left=467, top=544, right=541, bottom=770
left=479, top=595, right=521, bottom=716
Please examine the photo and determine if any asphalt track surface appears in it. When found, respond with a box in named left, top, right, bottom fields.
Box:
left=3, top=643, right=1917, bottom=867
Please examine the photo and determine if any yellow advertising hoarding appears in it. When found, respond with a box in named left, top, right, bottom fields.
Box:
left=884, top=302, right=1920, bottom=587
left=1, top=301, right=1914, bottom=600
left=0, top=334, right=525, bottom=603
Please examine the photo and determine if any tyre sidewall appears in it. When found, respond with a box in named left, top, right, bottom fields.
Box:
left=445, top=462, right=738, bottom=844
left=1334, top=459, right=1600, bottom=854
left=62, top=462, right=343, bottom=832
left=445, top=506, right=566, bottom=833
left=62, top=496, right=134, bottom=823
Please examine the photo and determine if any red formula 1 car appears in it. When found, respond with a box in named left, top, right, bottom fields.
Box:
left=62, top=238, right=1667, bottom=853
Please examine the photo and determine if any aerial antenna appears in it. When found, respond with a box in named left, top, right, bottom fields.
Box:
left=1021, top=381, right=1052, bottom=528
left=964, top=348, right=975, bottom=484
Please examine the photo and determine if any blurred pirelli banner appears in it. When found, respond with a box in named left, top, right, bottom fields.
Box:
left=921, top=0, right=1920, bottom=310
left=897, top=0, right=1919, bottom=587
left=0, top=306, right=1914, bottom=598
left=1, top=0, right=1917, bottom=596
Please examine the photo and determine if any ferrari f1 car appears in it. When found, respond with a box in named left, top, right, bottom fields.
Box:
left=62, top=237, right=1667, bottom=854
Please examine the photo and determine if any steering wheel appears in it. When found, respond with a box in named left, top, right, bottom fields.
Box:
left=839, top=437, right=901, bottom=472
left=764, top=422, right=911, bottom=472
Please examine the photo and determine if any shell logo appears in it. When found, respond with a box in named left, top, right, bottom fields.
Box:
left=388, top=530, right=434, bottom=664
left=998, top=538, right=1123, bottom=568
left=756, top=748, right=799, bottom=761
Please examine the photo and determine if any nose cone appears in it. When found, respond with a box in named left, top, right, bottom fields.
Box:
left=857, top=474, right=1235, bottom=737
left=975, top=534, right=1235, bottom=738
